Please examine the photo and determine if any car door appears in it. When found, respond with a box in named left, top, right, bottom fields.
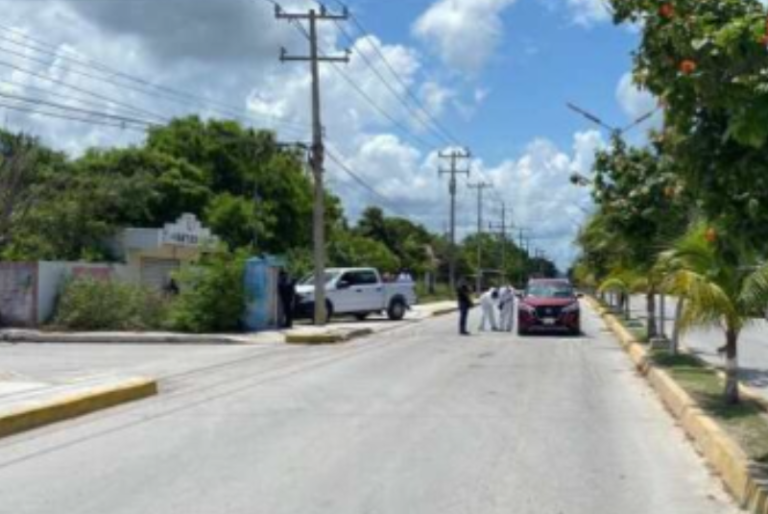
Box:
left=353, top=270, right=384, bottom=312
left=332, top=271, right=360, bottom=313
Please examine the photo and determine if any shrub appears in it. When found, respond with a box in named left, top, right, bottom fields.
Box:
left=55, top=278, right=166, bottom=331
left=164, top=250, right=247, bottom=333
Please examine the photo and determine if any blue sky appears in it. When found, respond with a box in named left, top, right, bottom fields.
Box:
left=350, top=0, right=641, bottom=157
left=0, top=0, right=656, bottom=268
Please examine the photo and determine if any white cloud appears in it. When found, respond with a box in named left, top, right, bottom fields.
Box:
left=413, top=0, right=518, bottom=74
left=565, top=0, right=612, bottom=26
left=615, top=72, right=663, bottom=133
left=478, top=130, right=604, bottom=269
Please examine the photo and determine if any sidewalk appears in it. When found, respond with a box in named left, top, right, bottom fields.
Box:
left=627, top=294, right=768, bottom=404
left=0, top=301, right=457, bottom=346
left=0, top=373, right=157, bottom=439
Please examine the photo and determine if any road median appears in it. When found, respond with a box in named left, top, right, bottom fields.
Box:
left=0, top=376, right=158, bottom=439
left=587, top=296, right=768, bottom=513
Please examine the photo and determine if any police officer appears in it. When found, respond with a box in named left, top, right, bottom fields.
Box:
left=278, top=270, right=297, bottom=329
left=456, top=280, right=474, bottom=336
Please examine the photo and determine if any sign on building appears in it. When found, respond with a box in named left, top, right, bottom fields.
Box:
left=162, top=214, right=218, bottom=248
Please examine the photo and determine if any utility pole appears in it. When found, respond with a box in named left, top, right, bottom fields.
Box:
left=468, top=181, right=493, bottom=292
left=488, top=202, right=513, bottom=282
left=276, top=4, right=349, bottom=326
left=439, top=148, right=471, bottom=292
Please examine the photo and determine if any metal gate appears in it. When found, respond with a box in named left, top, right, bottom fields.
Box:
left=140, top=258, right=181, bottom=291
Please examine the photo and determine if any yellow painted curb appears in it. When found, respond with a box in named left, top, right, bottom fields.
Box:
left=0, top=377, right=157, bottom=439
left=590, top=300, right=768, bottom=513
left=285, top=328, right=374, bottom=345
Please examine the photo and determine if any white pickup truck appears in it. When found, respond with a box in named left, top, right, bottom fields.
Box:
left=295, top=268, right=417, bottom=322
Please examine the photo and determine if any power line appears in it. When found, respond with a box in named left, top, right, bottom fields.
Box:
left=0, top=101, right=148, bottom=132
left=0, top=90, right=159, bottom=128
left=332, top=18, right=447, bottom=148
left=325, top=144, right=412, bottom=219
left=288, top=18, right=436, bottom=152
left=0, top=56, right=169, bottom=123
left=336, top=1, right=463, bottom=147
left=0, top=23, right=311, bottom=134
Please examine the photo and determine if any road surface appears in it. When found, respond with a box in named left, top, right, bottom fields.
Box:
left=0, top=305, right=737, bottom=513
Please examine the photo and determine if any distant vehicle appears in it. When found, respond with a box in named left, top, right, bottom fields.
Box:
left=295, top=268, right=417, bottom=322
left=517, top=279, right=581, bottom=336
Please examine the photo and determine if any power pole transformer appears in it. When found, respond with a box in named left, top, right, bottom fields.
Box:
left=439, top=148, right=471, bottom=292
left=468, top=181, right=493, bottom=293
left=276, top=4, right=349, bottom=326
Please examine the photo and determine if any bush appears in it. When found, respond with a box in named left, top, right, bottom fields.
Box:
left=164, top=250, right=247, bottom=333
left=55, top=278, right=166, bottom=331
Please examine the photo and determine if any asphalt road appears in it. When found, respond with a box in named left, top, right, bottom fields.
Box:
left=0, top=306, right=738, bottom=513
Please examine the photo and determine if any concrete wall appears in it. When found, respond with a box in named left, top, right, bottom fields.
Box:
left=0, top=263, right=38, bottom=327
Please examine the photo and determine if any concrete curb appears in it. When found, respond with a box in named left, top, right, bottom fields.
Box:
left=589, top=297, right=768, bottom=513
left=0, top=330, right=244, bottom=345
left=0, top=377, right=158, bottom=439
left=285, top=328, right=374, bottom=345
left=430, top=307, right=458, bottom=317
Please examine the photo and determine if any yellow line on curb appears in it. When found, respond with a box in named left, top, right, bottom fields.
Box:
left=0, top=378, right=158, bottom=440
left=588, top=297, right=768, bottom=513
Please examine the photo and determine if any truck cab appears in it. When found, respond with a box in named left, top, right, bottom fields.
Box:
left=295, top=268, right=417, bottom=322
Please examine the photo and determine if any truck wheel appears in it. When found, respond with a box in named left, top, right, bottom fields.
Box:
left=354, top=313, right=369, bottom=321
left=387, top=299, right=406, bottom=321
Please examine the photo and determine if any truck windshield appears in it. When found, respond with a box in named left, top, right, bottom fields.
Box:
left=300, top=272, right=341, bottom=285
left=527, top=283, right=574, bottom=298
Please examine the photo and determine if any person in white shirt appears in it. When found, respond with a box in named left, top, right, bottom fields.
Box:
left=479, top=287, right=500, bottom=332
left=499, top=285, right=517, bottom=332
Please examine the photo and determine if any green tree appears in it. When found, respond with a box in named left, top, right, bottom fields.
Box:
left=658, top=224, right=768, bottom=404
left=328, top=231, right=400, bottom=272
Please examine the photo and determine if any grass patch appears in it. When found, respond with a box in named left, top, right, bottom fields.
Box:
left=651, top=348, right=768, bottom=464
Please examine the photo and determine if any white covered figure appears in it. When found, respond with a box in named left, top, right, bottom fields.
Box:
left=498, top=286, right=516, bottom=332
left=479, top=288, right=500, bottom=331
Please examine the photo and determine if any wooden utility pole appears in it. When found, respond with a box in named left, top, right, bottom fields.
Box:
left=276, top=5, right=349, bottom=325
left=488, top=202, right=513, bottom=282
left=468, top=181, right=493, bottom=292
left=439, top=148, right=471, bottom=292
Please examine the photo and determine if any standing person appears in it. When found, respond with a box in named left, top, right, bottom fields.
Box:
left=499, top=285, right=516, bottom=332
left=456, top=280, right=474, bottom=336
left=479, top=287, right=500, bottom=332
left=278, top=270, right=297, bottom=329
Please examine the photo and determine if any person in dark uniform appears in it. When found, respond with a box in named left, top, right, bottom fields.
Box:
left=456, top=280, right=474, bottom=336
left=278, top=270, right=297, bottom=329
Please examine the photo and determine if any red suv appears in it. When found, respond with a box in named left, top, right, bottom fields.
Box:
left=517, top=279, right=581, bottom=336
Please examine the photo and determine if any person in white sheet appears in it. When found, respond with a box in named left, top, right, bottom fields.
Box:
left=499, top=285, right=517, bottom=332
left=479, top=287, right=500, bottom=332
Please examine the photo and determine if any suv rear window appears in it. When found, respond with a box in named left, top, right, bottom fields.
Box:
left=527, top=283, right=574, bottom=298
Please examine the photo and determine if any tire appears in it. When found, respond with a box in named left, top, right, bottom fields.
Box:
left=387, top=298, right=407, bottom=321
left=354, top=312, right=369, bottom=321
left=517, top=327, right=527, bottom=336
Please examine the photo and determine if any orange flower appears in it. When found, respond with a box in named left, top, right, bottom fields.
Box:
left=679, top=59, right=697, bottom=75
left=659, top=3, right=675, bottom=19
left=705, top=228, right=717, bottom=244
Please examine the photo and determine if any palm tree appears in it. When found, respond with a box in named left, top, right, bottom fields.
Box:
left=658, top=225, right=768, bottom=404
